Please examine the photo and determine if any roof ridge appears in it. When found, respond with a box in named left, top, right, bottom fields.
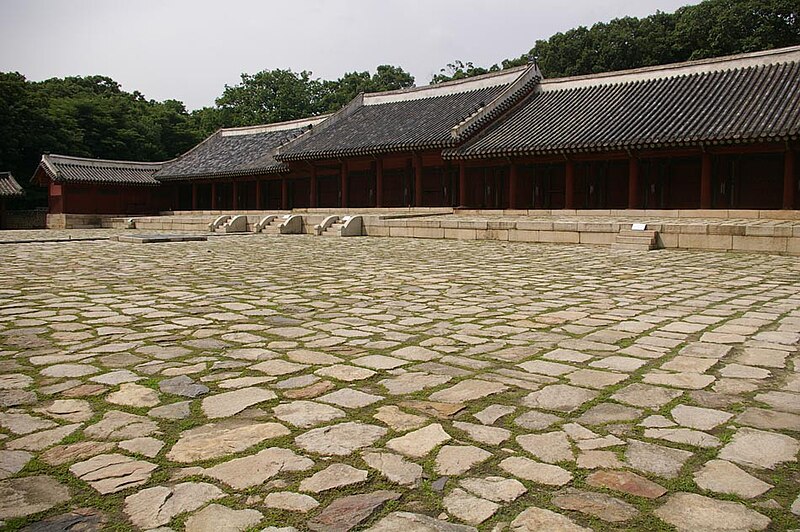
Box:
left=539, top=45, right=800, bottom=92
left=44, top=153, right=164, bottom=168
left=220, top=114, right=330, bottom=136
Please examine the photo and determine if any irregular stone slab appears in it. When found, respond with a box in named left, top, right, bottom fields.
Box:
left=387, top=424, right=451, bottom=458
left=300, top=463, right=368, bottom=493
left=0, top=373, right=33, bottom=389
left=576, top=450, right=625, bottom=469
left=308, top=490, right=401, bottom=532
left=296, top=422, right=387, bottom=456
left=6, top=423, right=81, bottom=451
left=41, top=363, right=99, bottom=377
left=625, top=440, right=693, bottom=478
left=518, top=360, right=575, bottom=376
left=453, top=421, right=511, bottom=446
left=718, top=427, right=799, bottom=469
left=315, top=364, right=376, bottom=382
left=149, top=401, right=191, bottom=420
left=21, top=507, right=107, bottom=531
left=428, top=380, right=507, bottom=403
left=367, top=511, right=477, bottom=531
left=363, top=452, right=423, bottom=486
left=352, top=354, right=409, bottom=370
left=0, top=450, right=32, bottom=479
left=567, top=369, right=627, bottom=389
left=201, top=387, right=277, bottom=418
left=0, top=389, right=37, bottom=407
left=460, top=476, right=526, bottom=502
left=755, top=390, right=800, bottom=414
left=41, top=441, right=116, bottom=467
left=693, top=460, right=772, bottom=499
left=84, top=411, right=158, bottom=441
left=183, top=503, right=263, bottom=532
left=435, top=445, right=491, bottom=475
left=644, top=427, right=721, bottom=448
left=70, top=453, right=157, bottom=494
left=0, top=475, right=71, bottom=519
left=443, top=488, right=499, bottom=525
left=274, top=400, right=345, bottom=428
left=90, top=370, right=142, bottom=385
left=204, top=447, right=313, bottom=489
left=523, top=384, right=597, bottom=412
left=167, top=420, right=290, bottom=463
left=119, top=437, right=164, bottom=458
left=318, top=388, right=383, bottom=408
left=720, top=363, right=770, bottom=379
left=158, top=375, right=208, bottom=397
left=552, top=488, right=639, bottom=522
left=392, top=346, right=440, bottom=361
left=671, top=404, right=733, bottom=430
left=736, top=407, right=800, bottom=431
left=510, top=507, right=591, bottom=532
left=679, top=342, right=732, bottom=359
left=517, top=432, right=573, bottom=463
left=654, top=492, right=770, bottom=532
left=611, top=383, right=683, bottom=409
left=123, top=482, right=224, bottom=529
left=285, top=380, right=335, bottom=399
left=473, top=404, right=515, bottom=425
left=643, top=372, right=715, bottom=390
left=264, top=491, right=319, bottom=512
left=251, top=359, right=308, bottom=376
left=374, top=405, right=427, bottom=432
left=514, top=410, right=561, bottom=430
left=106, top=382, right=160, bottom=408
left=35, top=399, right=93, bottom=423
left=380, top=372, right=451, bottom=395
left=401, top=400, right=466, bottom=419
left=0, top=412, right=57, bottom=435
left=586, top=470, right=667, bottom=499
left=577, top=403, right=641, bottom=426
left=499, top=457, right=572, bottom=486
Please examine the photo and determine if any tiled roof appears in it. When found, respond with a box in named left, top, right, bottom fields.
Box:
left=156, top=116, right=327, bottom=181
left=0, top=172, right=23, bottom=197
left=446, top=46, right=800, bottom=160
left=276, top=66, right=538, bottom=162
left=36, top=155, right=162, bottom=186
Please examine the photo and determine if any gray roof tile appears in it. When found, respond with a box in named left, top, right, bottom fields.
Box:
left=0, top=172, right=23, bottom=197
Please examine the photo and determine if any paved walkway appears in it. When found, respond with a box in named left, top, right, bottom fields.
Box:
left=0, top=234, right=798, bottom=530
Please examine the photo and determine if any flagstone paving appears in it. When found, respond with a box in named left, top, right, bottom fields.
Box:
left=0, top=232, right=799, bottom=530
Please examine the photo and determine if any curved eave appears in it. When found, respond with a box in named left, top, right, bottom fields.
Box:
left=155, top=164, right=290, bottom=182
left=443, top=133, right=799, bottom=160
left=277, top=138, right=457, bottom=163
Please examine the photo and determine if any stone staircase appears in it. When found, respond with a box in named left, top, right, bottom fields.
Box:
left=321, top=219, right=346, bottom=237
left=612, top=228, right=660, bottom=251
left=315, top=215, right=363, bottom=237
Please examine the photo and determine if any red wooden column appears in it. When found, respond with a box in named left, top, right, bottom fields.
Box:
left=191, top=183, right=198, bottom=210
left=210, top=183, right=217, bottom=210
left=459, top=163, right=467, bottom=207
left=255, top=180, right=262, bottom=210
left=310, top=166, right=318, bottom=208
left=701, top=153, right=713, bottom=209
left=509, top=163, right=519, bottom=209
left=340, top=161, right=348, bottom=208
left=375, top=158, right=384, bottom=207
left=783, top=149, right=796, bottom=210
left=565, top=160, right=575, bottom=209
left=628, top=156, right=640, bottom=209
left=281, top=178, right=288, bottom=210
left=232, top=181, right=238, bottom=210
left=414, top=154, right=424, bottom=207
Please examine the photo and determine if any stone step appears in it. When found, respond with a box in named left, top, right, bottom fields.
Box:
left=613, top=229, right=660, bottom=251
left=612, top=242, right=656, bottom=251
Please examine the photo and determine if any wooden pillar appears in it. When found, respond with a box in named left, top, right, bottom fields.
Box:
left=281, top=178, right=288, bottom=210
left=509, top=163, right=519, bottom=209
left=701, top=152, right=713, bottom=209
left=375, top=158, right=384, bottom=208
left=173, top=185, right=179, bottom=211
left=628, top=156, right=640, bottom=209
left=256, top=180, right=262, bottom=210
left=232, top=181, right=238, bottom=210
left=414, top=154, right=423, bottom=207
left=310, top=166, right=318, bottom=208
left=340, top=161, right=348, bottom=208
left=191, top=183, right=197, bottom=210
left=783, top=149, right=796, bottom=210
left=459, top=163, right=467, bottom=207
left=210, top=183, right=217, bottom=210
left=565, top=160, right=575, bottom=209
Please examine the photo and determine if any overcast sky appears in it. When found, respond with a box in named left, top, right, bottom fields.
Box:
left=1, top=0, right=698, bottom=110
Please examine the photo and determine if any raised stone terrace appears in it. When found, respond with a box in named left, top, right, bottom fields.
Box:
left=0, top=232, right=799, bottom=530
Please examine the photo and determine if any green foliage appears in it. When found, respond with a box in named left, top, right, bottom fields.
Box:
left=430, top=60, right=501, bottom=84
left=433, top=0, right=799, bottom=82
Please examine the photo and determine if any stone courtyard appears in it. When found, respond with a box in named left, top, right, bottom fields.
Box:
left=0, top=231, right=799, bottom=531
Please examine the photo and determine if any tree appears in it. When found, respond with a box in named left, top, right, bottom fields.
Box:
left=319, top=65, right=415, bottom=111
left=431, top=60, right=500, bottom=84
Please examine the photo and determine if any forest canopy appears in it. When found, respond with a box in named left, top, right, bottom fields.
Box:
left=1, top=0, right=798, bottom=205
